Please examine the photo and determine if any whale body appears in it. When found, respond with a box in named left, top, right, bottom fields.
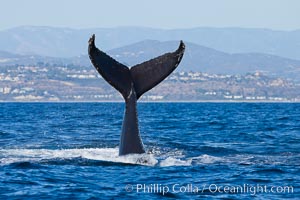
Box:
left=88, top=35, right=185, bottom=155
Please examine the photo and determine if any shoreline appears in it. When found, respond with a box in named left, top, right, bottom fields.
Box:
left=0, top=100, right=299, bottom=103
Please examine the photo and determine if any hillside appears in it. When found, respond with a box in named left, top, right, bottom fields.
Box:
left=1, top=26, right=300, bottom=60
left=107, top=40, right=300, bottom=80
left=0, top=63, right=299, bottom=102
left=1, top=40, right=300, bottom=81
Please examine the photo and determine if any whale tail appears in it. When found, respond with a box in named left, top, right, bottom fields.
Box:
left=88, top=34, right=185, bottom=155
left=88, top=34, right=185, bottom=100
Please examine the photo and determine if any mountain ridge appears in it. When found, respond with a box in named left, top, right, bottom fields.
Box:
left=1, top=26, right=300, bottom=59
left=1, top=39, right=300, bottom=81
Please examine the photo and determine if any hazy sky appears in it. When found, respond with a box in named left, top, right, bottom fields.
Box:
left=1, top=0, right=299, bottom=31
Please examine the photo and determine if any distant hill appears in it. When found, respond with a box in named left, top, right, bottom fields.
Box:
left=107, top=40, right=300, bottom=81
left=1, top=63, right=299, bottom=102
left=0, top=50, right=68, bottom=66
left=62, top=40, right=300, bottom=81
left=1, top=26, right=300, bottom=60
left=1, top=40, right=300, bottom=81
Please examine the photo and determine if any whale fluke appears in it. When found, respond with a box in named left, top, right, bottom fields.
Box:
left=130, top=40, right=185, bottom=99
left=88, top=34, right=185, bottom=155
left=88, top=34, right=132, bottom=99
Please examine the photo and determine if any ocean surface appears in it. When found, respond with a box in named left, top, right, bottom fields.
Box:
left=0, top=103, right=299, bottom=199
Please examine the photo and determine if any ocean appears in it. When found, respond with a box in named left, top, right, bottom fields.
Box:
left=0, top=103, right=299, bottom=199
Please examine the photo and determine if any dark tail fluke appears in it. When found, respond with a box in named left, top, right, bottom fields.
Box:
left=88, top=34, right=185, bottom=100
left=130, top=41, right=185, bottom=99
left=88, top=35, right=185, bottom=155
left=88, top=34, right=132, bottom=99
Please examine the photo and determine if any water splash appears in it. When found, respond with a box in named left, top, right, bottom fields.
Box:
left=0, top=148, right=158, bottom=166
left=1, top=148, right=298, bottom=167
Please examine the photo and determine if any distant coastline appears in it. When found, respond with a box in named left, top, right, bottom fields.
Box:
left=1, top=27, right=300, bottom=103
left=1, top=100, right=299, bottom=103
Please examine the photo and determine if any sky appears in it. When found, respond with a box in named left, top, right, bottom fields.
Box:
left=0, top=0, right=300, bottom=31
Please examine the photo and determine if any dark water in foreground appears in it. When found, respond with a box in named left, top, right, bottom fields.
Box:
left=0, top=103, right=299, bottom=199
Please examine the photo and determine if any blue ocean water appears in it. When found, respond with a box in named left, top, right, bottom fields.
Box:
left=0, top=103, right=299, bottom=199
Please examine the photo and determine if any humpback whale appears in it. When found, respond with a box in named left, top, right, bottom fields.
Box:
left=88, top=35, right=185, bottom=156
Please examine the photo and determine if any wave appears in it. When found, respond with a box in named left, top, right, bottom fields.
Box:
left=0, top=148, right=299, bottom=167
left=0, top=148, right=157, bottom=166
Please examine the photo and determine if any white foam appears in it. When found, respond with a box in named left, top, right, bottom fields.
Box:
left=159, top=157, right=192, bottom=167
left=0, top=148, right=158, bottom=166
left=1, top=148, right=295, bottom=167
left=191, top=154, right=224, bottom=164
